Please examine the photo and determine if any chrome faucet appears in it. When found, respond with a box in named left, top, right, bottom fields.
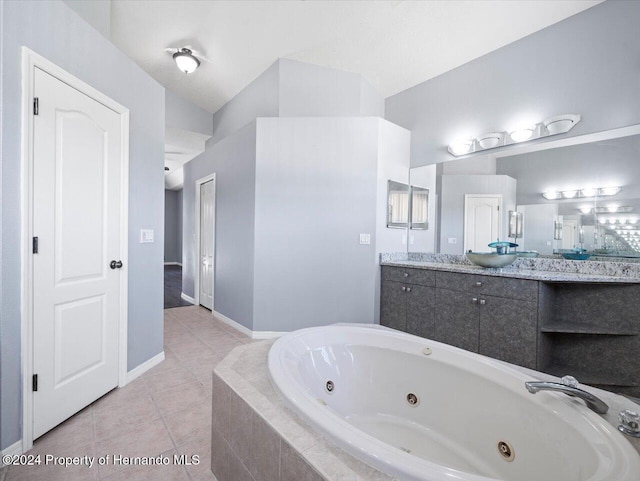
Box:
left=525, top=376, right=609, bottom=414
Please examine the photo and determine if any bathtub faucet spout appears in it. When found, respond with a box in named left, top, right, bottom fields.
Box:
left=525, top=376, right=609, bottom=414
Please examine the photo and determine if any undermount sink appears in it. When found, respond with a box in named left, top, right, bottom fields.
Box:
left=466, top=252, right=517, bottom=268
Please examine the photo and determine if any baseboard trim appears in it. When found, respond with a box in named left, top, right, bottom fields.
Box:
left=124, top=351, right=165, bottom=385
left=212, top=310, right=287, bottom=340
left=181, top=292, right=195, bottom=304
left=213, top=309, right=252, bottom=337
left=164, top=262, right=182, bottom=266
left=252, top=331, right=288, bottom=340
left=1, top=440, right=24, bottom=465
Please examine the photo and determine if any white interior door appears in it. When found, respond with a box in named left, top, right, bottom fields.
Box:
left=464, top=195, right=502, bottom=252
left=199, top=180, right=215, bottom=310
left=563, top=220, right=578, bottom=249
left=32, top=67, right=122, bottom=438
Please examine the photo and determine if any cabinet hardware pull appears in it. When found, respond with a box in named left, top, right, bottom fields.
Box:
left=407, top=287, right=412, bottom=293
left=475, top=281, right=482, bottom=286
left=401, top=286, right=407, bottom=292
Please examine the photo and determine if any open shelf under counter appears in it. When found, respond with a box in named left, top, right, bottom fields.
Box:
left=540, top=322, right=639, bottom=336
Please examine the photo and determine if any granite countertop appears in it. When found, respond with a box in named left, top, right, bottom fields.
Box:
left=381, top=260, right=640, bottom=283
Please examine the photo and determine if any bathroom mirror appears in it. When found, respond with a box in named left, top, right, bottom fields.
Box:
left=508, top=211, right=523, bottom=239
left=410, top=186, right=429, bottom=230
left=408, top=126, right=640, bottom=258
left=387, top=180, right=409, bottom=228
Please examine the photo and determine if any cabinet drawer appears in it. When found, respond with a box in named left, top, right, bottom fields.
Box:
left=435, top=271, right=537, bottom=301
left=382, top=266, right=435, bottom=287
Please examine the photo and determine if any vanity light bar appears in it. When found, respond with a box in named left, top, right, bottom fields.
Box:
left=593, top=204, right=630, bottom=214
left=448, top=114, right=581, bottom=157
left=542, top=187, right=622, bottom=201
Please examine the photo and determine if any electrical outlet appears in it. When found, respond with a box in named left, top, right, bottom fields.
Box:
left=448, top=237, right=457, bottom=244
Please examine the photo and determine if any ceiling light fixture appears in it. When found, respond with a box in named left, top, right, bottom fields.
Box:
left=173, top=48, right=200, bottom=74
left=447, top=114, right=581, bottom=157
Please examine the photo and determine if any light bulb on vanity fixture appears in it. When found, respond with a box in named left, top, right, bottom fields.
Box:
left=509, top=126, right=536, bottom=143
left=448, top=139, right=474, bottom=156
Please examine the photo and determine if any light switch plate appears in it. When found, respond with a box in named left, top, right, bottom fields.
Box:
left=140, top=229, right=154, bottom=243
left=359, top=233, right=371, bottom=245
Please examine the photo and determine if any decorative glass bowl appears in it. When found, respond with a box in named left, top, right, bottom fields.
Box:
left=466, top=252, right=517, bottom=268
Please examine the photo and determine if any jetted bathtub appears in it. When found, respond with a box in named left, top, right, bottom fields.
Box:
left=268, top=325, right=640, bottom=481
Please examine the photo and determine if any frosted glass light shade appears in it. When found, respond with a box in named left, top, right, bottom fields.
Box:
left=173, top=49, right=200, bottom=74
left=509, top=127, right=535, bottom=142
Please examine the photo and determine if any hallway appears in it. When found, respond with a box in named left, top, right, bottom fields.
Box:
left=165, top=265, right=193, bottom=309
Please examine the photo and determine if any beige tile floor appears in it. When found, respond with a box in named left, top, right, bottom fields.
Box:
left=0, top=306, right=251, bottom=481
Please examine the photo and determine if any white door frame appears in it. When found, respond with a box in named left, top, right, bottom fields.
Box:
left=194, top=173, right=216, bottom=311
left=463, top=194, right=503, bottom=251
left=20, top=47, right=130, bottom=451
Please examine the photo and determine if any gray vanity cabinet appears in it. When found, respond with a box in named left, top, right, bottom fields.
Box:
left=380, top=267, right=436, bottom=337
left=432, top=287, right=538, bottom=369
left=478, top=295, right=537, bottom=369
left=433, top=288, right=480, bottom=352
left=381, top=264, right=640, bottom=394
left=381, top=267, right=539, bottom=369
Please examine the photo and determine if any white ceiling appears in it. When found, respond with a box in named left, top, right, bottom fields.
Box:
left=110, top=0, right=600, bottom=114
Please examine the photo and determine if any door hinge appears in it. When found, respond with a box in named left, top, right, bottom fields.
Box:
left=32, top=236, right=38, bottom=254
left=32, top=374, right=38, bottom=392
left=33, top=97, right=39, bottom=116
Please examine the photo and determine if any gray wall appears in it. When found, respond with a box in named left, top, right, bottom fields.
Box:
left=517, top=204, right=558, bottom=255
left=210, top=62, right=279, bottom=145
left=62, top=0, right=111, bottom=39
left=182, top=123, right=257, bottom=329
left=385, top=1, right=640, bottom=167
left=253, top=117, right=380, bottom=332
left=164, top=190, right=183, bottom=263
left=1, top=0, right=165, bottom=449
left=439, top=175, right=517, bottom=255
left=166, top=89, right=213, bottom=137
left=210, top=59, right=385, bottom=145
left=278, top=59, right=384, bottom=118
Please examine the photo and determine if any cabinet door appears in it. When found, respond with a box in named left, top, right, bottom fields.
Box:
left=479, top=295, right=537, bottom=369
left=434, top=288, right=479, bottom=352
left=381, top=281, right=407, bottom=331
left=406, top=285, right=436, bottom=339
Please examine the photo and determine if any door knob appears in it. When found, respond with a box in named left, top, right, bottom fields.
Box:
left=110, top=260, right=123, bottom=269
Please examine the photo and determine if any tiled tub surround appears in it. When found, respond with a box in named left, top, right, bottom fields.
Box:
left=211, top=341, right=395, bottom=481
left=380, top=253, right=640, bottom=282
left=212, top=336, right=640, bottom=481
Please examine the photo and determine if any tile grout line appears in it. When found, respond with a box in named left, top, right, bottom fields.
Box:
left=145, top=347, right=197, bottom=481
